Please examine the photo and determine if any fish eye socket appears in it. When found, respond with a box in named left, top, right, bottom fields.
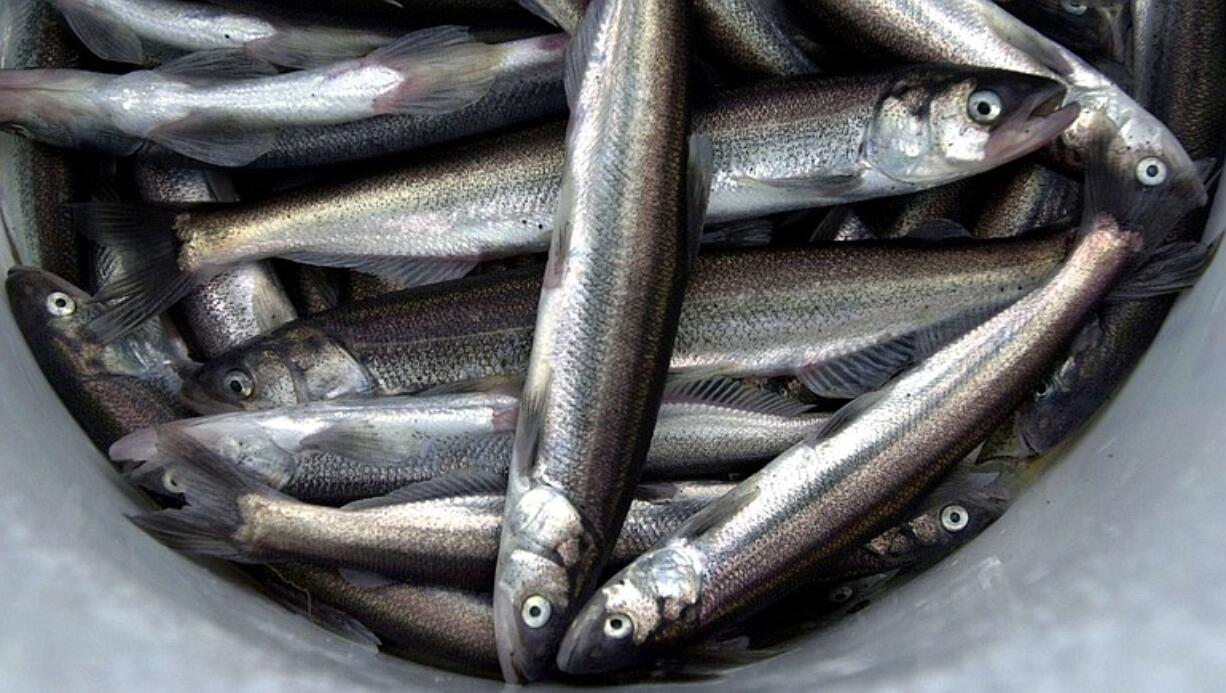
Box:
left=521, top=595, right=552, bottom=629
left=45, top=291, right=76, bottom=317
left=828, top=584, right=854, bottom=604
left=604, top=613, right=634, bottom=639
left=223, top=369, right=254, bottom=399
left=967, top=90, right=1004, bottom=124
left=1034, top=380, right=1054, bottom=400
left=940, top=503, right=971, bottom=532
left=1136, top=157, right=1168, bottom=186
left=1060, top=0, right=1088, bottom=15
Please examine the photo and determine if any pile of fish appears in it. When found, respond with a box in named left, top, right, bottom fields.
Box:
left=2, top=0, right=1222, bottom=683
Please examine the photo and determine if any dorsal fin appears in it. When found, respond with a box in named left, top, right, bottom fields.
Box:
left=662, top=378, right=813, bottom=418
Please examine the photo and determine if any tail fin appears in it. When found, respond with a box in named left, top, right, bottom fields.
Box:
left=70, top=203, right=202, bottom=342
left=1081, top=113, right=1208, bottom=252
left=366, top=27, right=499, bottom=116
left=127, top=429, right=277, bottom=562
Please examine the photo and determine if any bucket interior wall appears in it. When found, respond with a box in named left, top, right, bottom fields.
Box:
left=3, top=45, right=1225, bottom=693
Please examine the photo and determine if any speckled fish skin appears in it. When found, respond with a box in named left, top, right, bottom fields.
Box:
left=147, top=33, right=569, bottom=170
left=88, top=64, right=1074, bottom=342
left=183, top=235, right=1073, bottom=412
left=692, top=0, right=816, bottom=78
left=4, top=267, right=193, bottom=448
left=132, top=163, right=298, bottom=360
left=265, top=563, right=501, bottom=676
left=800, top=0, right=1205, bottom=209
left=131, top=467, right=733, bottom=592
left=0, top=0, right=87, bottom=286
left=1010, top=0, right=1226, bottom=454
left=555, top=210, right=1157, bottom=673
left=493, top=0, right=692, bottom=681
left=114, top=386, right=825, bottom=503
left=972, top=162, right=1081, bottom=239
left=47, top=0, right=402, bottom=68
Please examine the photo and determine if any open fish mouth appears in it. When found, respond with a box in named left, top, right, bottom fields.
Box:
left=177, top=380, right=242, bottom=415
left=985, top=82, right=1080, bottom=164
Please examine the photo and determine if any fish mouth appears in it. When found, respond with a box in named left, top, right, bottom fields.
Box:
left=178, top=380, right=241, bottom=415
left=985, top=83, right=1080, bottom=165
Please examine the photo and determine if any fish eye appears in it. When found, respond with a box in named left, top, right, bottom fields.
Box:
left=940, top=504, right=970, bottom=532
left=162, top=469, right=184, bottom=494
left=45, top=291, right=76, bottom=317
left=828, top=584, right=854, bottom=604
left=1060, top=0, right=1088, bottom=15
left=967, top=90, right=1004, bottom=124
left=521, top=595, right=552, bottom=629
left=223, top=369, right=254, bottom=399
left=1034, top=380, right=1054, bottom=400
left=604, top=614, right=633, bottom=639
left=1135, top=157, right=1168, bottom=187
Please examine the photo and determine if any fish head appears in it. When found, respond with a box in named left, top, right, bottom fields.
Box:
left=0, top=69, right=116, bottom=150
left=557, top=543, right=703, bottom=676
left=1014, top=313, right=1110, bottom=455
left=867, top=68, right=1078, bottom=186
left=6, top=265, right=98, bottom=377
left=494, top=484, right=597, bottom=682
left=181, top=325, right=375, bottom=413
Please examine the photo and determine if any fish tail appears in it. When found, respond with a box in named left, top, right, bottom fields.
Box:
left=127, top=429, right=279, bottom=562
left=366, top=26, right=499, bottom=116
left=1081, top=113, right=1210, bottom=252
left=70, top=203, right=201, bottom=343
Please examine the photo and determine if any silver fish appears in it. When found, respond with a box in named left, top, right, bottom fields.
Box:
left=111, top=380, right=827, bottom=503
left=554, top=122, right=1207, bottom=674
left=83, top=66, right=1074, bottom=341
left=129, top=429, right=733, bottom=592
left=0, top=26, right=501, bottom=165
left=47, top=0, right=402, bottom=68
left=800, top=0, right=1205, bottom=217
left=4, top=266, right=194, bottom=448
left=515, top=0, right=586, bottom=32
left=182, top=234, right=1074, bottom=412
left=495, top=0, right=693, bottom=680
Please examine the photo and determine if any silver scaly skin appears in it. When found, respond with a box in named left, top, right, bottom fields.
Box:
left=80, top=64, right=1074, bottom=341
left=800, top=0, right=1205, bottom=211
left=182, top=234, right=1074, bottom=413
left=555, top=125, right=1207, bottom=674
left=0, top=26, right=502, bottom=166
left=131, top=162, right=298, bottom=360
left=111, top=381, right=828, bottom=503
left=493, top=0, right=692, bottom=681
left=47, top=0, right=402, bottom=68
left=692, top=0, right=816, bottom=78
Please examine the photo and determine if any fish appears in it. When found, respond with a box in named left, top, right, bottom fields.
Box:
left=130, top=162, right=298, bottom=359
left=128, top=429, right=735, bottom=591
left=46, top=0, right=404, bottom=68
left=799, top=0, right=1206, bottom=220
left=111, top=380, right=827, bottom=503
left=691, top=0, right=817, bottom=78
left=0, top=26, right=502, bottom=166
left=78, top=65, right=1075, bottom=341
left=4, top=266, right=194, bottom=448
left=150, top=33, right=569, bottom=170
left=179, top=234, right=1074, bottom=414
left=972, top=161, right=1082, bottom=238
left=264, top=562, right=502, bottom=676
left=994, top=0, right=1130, bottom=66
left=493, top=0, right=694, bottom=680
left=0, top=0, right=88, bottom=286
left=554, top=120, right=1208, bottom=674
left=1006, top=0, right=1226, bottom=455
left=858, top=179, right=983, bottom=240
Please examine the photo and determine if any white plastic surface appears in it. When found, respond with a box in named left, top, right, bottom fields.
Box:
left=2, top=47, right=1225, bottom=693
